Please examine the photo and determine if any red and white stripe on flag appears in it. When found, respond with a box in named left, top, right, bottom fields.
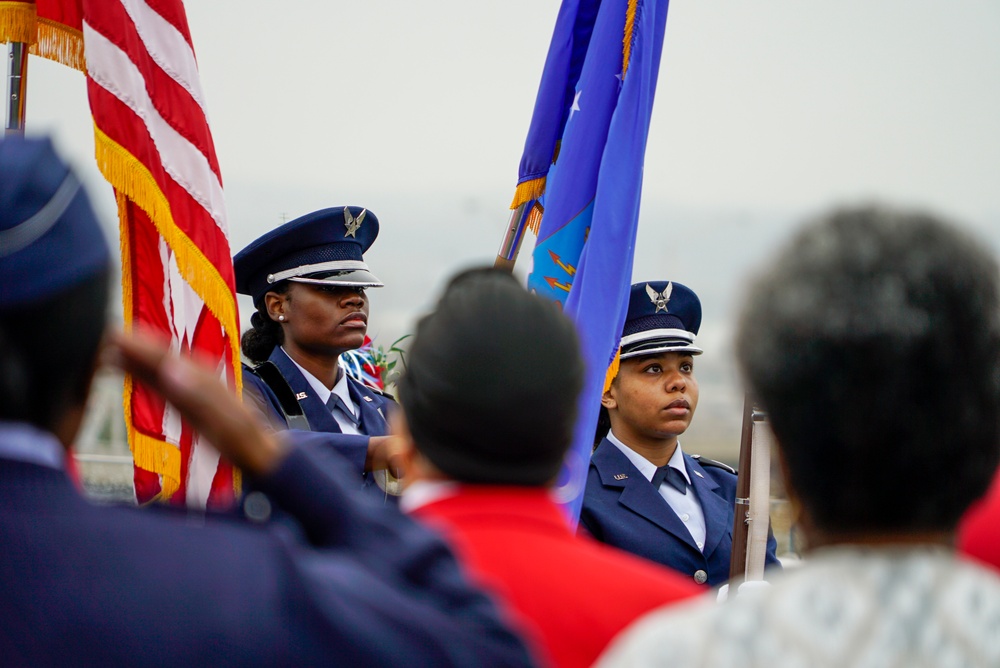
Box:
left=1, top=0, right=243, bottom=507
left=85, top=0, right=242, bottom=507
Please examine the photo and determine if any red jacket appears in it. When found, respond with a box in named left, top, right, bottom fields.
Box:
left=959, top=470, right=1000, bottom=572
left=410, top=486, right=702, bottom=668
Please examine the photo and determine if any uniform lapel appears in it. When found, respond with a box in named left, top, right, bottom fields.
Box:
left=685, top=454, right=731, bottom=557
left=346, top=378, right=389, bottom=436
left=592, top=440, right=701, bottom=552
left=268, top=349, right=343, bottom=433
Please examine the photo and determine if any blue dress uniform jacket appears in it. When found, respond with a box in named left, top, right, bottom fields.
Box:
left=0, top=426, right=534, bottom=667
left=581, top=438, right=779, bottom=587
left=244, top=347, right=393, bottom=488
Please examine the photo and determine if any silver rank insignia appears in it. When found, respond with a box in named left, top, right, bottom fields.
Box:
left=295, top=392, right=308, bottom=400
left=614, top=473, right=628, bottom=480
left=344, top=207, right=367, bottom=238
left=646, top=282, right=672, bottom=314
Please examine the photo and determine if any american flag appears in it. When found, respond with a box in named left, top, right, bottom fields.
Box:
left=2, top=0, right=241, bottom=508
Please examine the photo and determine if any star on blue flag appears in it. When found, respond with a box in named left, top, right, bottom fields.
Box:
left=507, top=0, right=672, bottom=520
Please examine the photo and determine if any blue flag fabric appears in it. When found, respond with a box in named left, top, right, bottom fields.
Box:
left=517, top=0, right=671, bottom=520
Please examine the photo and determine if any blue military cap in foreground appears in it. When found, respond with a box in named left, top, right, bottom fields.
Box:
left=0, top=136, right=110, bottom=308
left=620, top=281, right=703, bottom=359
left=234, top=206, right=383, bottom=306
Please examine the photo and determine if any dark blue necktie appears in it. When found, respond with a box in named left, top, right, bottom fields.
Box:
left=326, top=393, right=360, bottom=428
left=651, top=465, right=688, bottom=495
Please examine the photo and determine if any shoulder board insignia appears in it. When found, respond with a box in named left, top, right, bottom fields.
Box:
left=363, top=384, right=396, bottom=401
left=691, top=455, right=736, bottom=475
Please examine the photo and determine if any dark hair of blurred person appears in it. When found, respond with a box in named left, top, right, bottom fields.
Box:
left=397, top=267, right=582, bottom=486
left=396, top=267, right=701, bottom=668
left=0, top=270, right=109, bottom=439
left=735, top=206, right=1000, bottom=540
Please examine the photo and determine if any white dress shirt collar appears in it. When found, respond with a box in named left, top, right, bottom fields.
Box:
left=0, top=421, right=66, bottom=470
left=606, top=430, right=691, bottom=484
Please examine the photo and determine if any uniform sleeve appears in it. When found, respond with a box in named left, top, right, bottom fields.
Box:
left=295, top=431, right=369, bottom=474
left=252, top=435, right=537, bottom=667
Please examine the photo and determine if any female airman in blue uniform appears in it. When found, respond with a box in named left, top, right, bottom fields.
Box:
left=581, top=281, right=779, bottom=587
left=234, top=207, right=399, bottom=495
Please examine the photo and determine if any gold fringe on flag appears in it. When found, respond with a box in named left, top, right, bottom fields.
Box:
left=622, top=0, right=639, bottom=80
left=603, top=347, right=621, bottom=394
left=101, top=126, right=243, bottom=499
left=509, top=176, right=547, bottom=210
left=117, top=191, right=183, bottom=502
left=0, top=1, right=36, bottom=44
left=94, top=123, right=242, bottom=398
left=526, top=203, right=543, bottom=235
left=32, top=18, right=84, bottom=71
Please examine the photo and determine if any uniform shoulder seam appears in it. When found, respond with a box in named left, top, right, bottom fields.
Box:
left=690, top=454, right=736, bottom=475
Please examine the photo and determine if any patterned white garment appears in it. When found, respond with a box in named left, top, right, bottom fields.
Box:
left=597, top=547, right=1000, bottom=668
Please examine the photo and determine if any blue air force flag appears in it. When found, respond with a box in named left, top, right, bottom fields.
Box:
left=511, top=0, right=672, bottom=520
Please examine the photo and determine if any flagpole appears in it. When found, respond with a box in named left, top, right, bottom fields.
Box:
left=5, top=42, right=28, bottom=134
left=494, top=200, right=541, bottom=273
left=729, top=394, right=755, bottom=581
left=729, top=396, right=772, bottom=582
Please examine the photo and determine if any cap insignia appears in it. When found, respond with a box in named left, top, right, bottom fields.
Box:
left=344, top=208, right=367, bottom=238
left=646, top=282, right=672, bottom=313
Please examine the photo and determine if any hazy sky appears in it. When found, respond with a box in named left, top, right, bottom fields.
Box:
left=8, top=0, right=1000, bottom=453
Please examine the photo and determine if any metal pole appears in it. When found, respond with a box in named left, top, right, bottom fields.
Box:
left=728, top=394, right=755, bottom=581
left=5, top=41, right=29, bottom=134
left=494, top=200, right=542, bottom=273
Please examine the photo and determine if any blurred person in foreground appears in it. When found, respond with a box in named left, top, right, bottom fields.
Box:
left=395, top=268, right=702, bottom=668
left=0, top=135, right=534, bottom=667
left=597, top=206, right=1000, bottom=668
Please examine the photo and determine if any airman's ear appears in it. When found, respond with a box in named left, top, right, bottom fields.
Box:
left=601, top=387, right=618, bottom=410
left=263, top=291, right=287, bottom=323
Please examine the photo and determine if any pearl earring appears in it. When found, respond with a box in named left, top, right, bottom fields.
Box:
left=278, top=315, right=285, bottom=321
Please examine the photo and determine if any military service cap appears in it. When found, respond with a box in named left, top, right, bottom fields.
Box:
left=619, top=280, right=703, bottom=359
left=234, top=206, right=383, bottom=306
left=0, top=136, right=110, bottom=308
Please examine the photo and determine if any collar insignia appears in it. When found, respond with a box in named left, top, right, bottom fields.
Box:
left=614, top=473, right=628, bottom=480
left=295, top=391, right=308, bottom=400
left=363, top=396, right=373, bottom=402
left=646, top=282, right=672, bottom=313
left=694, top=470, right=705, bottom=479
left=344, top=208, right=367, bottom=238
